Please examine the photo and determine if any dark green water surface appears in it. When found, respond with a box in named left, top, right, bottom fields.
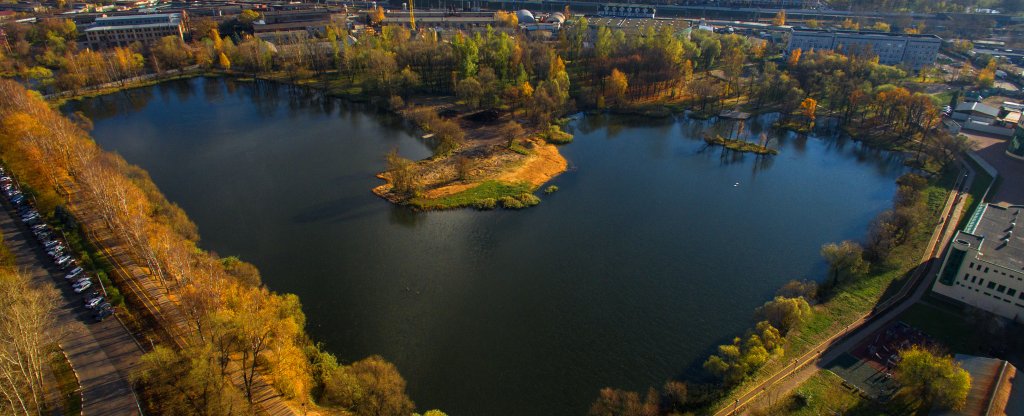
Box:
left=65, top=77, right=906, bottom=415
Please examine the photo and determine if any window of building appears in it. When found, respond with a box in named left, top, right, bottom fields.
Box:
left=997, top=285, right=1006, bottom=293
left=1009, top=288, right=1018, bottom=297
left=979, top=278, right=985, bottom=285
left=985, top=267, right=990, bottom=273
left=987, top=281, right=996, bottom=289
left=972, top=276, right=978, bottom=283
left=964, top=273, right=970, bottom=280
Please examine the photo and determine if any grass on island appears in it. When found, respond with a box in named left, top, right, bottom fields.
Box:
left=753, top=370, right=890, bottom=416
left=48, top=345, right=81, bottom=416
left=408, top=180, right=537, bottom=210
left=704, top=134, right=779, bottom=155
left=773, top=119, right=814, bottom=134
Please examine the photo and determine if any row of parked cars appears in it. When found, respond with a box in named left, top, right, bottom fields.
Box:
left=2, top=167, right=114, bottom=322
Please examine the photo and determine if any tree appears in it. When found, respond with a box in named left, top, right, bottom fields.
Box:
left=894, top=347, right=971, bottom=411
left=321, top=356, right=415, bottom=416
left=135, top=345, right=248, bottom=415
left=820, top=240, right=868, bottom=287
left=385, top=148, right=416, bottom=196
left=799, top=97, right=817, bottom=126
left=217, top=52, right=231, bottom=70
left=588, top=388, right=658, bottom=416
left=455, top=77, right=483, bottom=109
left=604, top=68, right=628, bottom=106
left=976, top=59, right=996, bottom=89
left=787, top=48, right=802, bottom=67
left=0, top=269, right=60, bottom=416
left=756, top=296, right=811, bottom=333
left=498, top=120, right=526, bottom=148
left=369, top=6, right=386, bottom=25
left=238, top=9, right=261, bottom=26
left=872, top=21, right=891, bottom=32
left=772, top=10, right=786, bottom=26
left=152, top=35, right=193, bottom=71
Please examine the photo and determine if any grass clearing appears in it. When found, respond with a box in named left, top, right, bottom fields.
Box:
left=896, top=299, right=982, bottom=354
left=409, top=180, right=533, bottom=210
left=754, top=370, right=891, bottom=416
left=48, top=344, right=81, bottom=416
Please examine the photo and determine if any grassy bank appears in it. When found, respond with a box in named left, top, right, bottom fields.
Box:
left=704, top=134, right=779, bottom=155
left=708, top=169, right=954, bottom=412
left=48, top=344, right=82, bottom=416
left=754, top=370, right=889, bottom=416
left=408, top=180, right=535, bottom=210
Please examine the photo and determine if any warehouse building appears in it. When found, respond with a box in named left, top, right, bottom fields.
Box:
left=933, top=204, right=1024, bottom=322
left=786, top=28, right=941, bottom=70
left=83, top=12, right=186, bottom=49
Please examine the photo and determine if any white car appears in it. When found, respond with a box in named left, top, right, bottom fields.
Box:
left=65, top=267, right=84, bottom=280
left=84, top=297, right=103, bottom=309
left=73, top=281, right=92, bottom=293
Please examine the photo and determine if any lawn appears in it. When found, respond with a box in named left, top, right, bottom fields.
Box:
left=753, top=370, right=893, bottom=416
left=48, top=345, right=81, bottom=416
left=408, top=180, right=534, bottom=210
left=895, top=299, right=984, bottom=354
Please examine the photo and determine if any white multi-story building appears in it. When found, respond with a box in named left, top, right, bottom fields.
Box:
left=84, top=13, right=185, bottom=49
left=786, top=28, right=941, bottom=70
left=933, top=204, right=1024, bottom=322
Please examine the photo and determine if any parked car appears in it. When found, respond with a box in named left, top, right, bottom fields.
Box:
left=73, top=281, right=92, bottom=293
left=93, top=308, right=113, bottom=322
left=64, top=267, right=84, bottom=280
left=43, top=240, right=60, bottom=249
left=72, top=278, right=90, bottom=288
left=60, top=260, right=76, bottom=270
left=55, top=255, right=72, bottom=266
left=84, top=296, right=104, bottom=309
left=82, top=290, right=100, bottom=301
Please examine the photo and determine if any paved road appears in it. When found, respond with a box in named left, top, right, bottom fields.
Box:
left=718, top=163, right=975, bottom=416
left=0, top=206, right=143, bottom=416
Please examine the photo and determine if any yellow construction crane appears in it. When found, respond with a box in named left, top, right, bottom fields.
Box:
left=409, top=0, right=416, bottom=31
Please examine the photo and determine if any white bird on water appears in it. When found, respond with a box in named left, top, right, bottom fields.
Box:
left=733, top=182, right=740, bottom=187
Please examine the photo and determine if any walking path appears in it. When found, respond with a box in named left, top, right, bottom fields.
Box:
left=0, top=202, right=143, bottom=416
left=716, top=163, right=975, bottom=416
left=66, top=187, right=299, bottom=416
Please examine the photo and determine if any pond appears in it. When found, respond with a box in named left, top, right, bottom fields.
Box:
left=65, top=76, right=906, bottom=415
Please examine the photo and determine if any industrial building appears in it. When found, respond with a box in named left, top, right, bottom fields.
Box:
left=933, top=203, right=1024, bottom=322
left=83, top=12, right=186, bottom=49
left=786, top=28, right=941, bottom=70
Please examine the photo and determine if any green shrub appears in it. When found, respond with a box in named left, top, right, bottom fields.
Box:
left=517, top=193, right=540, bottom=207
left=473, top=198, right=497, bottom=210
left=544, top=185, right=559, bottom=194
left=499, top=196, right=524, bottom=209
left=543, top=124, right=574, bottom=144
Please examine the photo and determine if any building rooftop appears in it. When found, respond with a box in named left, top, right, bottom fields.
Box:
left=85, top=21, right=180, bottom=31
left=959, top=204, right=1024, bottom=272
left=931, top=355, right=1017, bottom=416
left=792, top=27, right=942, bottom=40
left=956, top=102, right=1001, bottom=118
